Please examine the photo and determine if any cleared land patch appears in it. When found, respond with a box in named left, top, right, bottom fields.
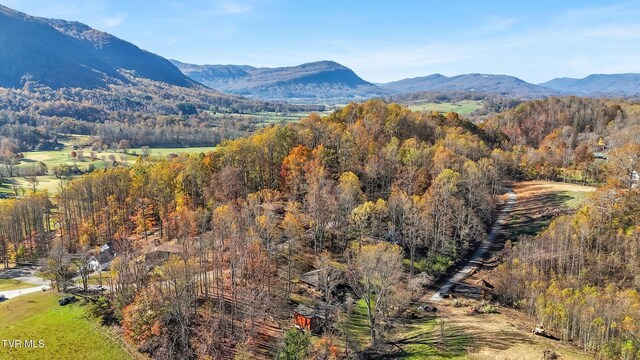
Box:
left=505, top=181, right=595, bottom=239
left=388, top=181, right=597, bottom=359
left=407, top=100, right=483, bottom=115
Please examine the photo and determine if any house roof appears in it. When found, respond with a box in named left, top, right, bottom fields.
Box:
left=299, top=269, right=323, bottom=288
left=100, top=242, right=113, bottom=252
left=293, top=304, right=326, bottom=319
left=144, top=243, right=183, bottom=255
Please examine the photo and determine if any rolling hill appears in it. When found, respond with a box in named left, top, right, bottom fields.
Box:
left=171, top=60, right=390, bottom=102
left=0, top=4, right=196, bottom=89
left=540, top=73, right=640, bottom=96
left=381, top=73, right=559, bottom=98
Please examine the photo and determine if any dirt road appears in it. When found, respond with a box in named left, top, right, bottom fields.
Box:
left=0, top=266, right=48, bottom=287
left=430, top=189, right=516, bottom=302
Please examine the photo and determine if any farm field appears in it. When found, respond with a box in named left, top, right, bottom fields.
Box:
left=0, top=291, right=133, bottom=360
left=0, top=135, right=217, bottom=198
left=406, top=100, right=483, bottom=115
left=204, top=110, right=331, bottom=126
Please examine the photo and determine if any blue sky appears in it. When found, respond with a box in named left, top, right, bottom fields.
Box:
left=3, top=0, right=640, bottom=83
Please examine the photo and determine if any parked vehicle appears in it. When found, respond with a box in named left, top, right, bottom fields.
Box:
left=58, top=296, right=77, bottom=306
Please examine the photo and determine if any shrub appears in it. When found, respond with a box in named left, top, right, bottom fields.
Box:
left=276, top=328, right=310, bottom=360
left=85, top=296, right=118, bottom=325
left=479, top=303, right=498, bottom=314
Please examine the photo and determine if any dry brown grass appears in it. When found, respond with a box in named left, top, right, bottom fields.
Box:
left=513, top=181, right=595, bottom=201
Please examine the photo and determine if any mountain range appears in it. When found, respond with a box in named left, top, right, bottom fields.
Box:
left=0, top=4, right=195, bottom=89
left=0, top=3, right=639, bottom=103
left=379, top=73, right=559, bottom=98
left=540, top=74, right=640, bottom=96
left=171, top=60, right=389, bottom=102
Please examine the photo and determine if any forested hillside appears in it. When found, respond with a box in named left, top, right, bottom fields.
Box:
left=0, top=4, right=196, bottom=89
left=541, top=74, right=640, bottom=96
left=381, top=73, right=558, bottom=98
left=0, top=77, right=321, bottom=152
left=0, top=100, right=505, bottom=358
left=495, top=167, right=640, bottom=357
left=172, top=60, right=389, bottom=103
left=0, top=4, right=320, bottom=155
left=482, top=97, right=640, bottom=184
left=0, top=98, right=638, bottom=359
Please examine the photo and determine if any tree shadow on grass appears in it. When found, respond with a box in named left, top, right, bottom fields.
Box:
left=383, top=312, right=537, bottom=359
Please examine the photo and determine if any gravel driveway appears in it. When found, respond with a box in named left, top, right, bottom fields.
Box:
left=0, top=265, right=50, bottom=300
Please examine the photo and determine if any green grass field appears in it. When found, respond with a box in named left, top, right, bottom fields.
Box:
left=557, top=190, right=590, bottom=209
left=390, top=315, right=470, bottom=359
left=0, top=292, right=131, bottom=360
left=0, top=142, right=217, bottom=199
left=407, top=100, right=483, bottom=115
left=347, top=298, right=372, bottom=351
left=204, top=110, right=321, bottom=127
left=0, top=279, right=37, bottom=291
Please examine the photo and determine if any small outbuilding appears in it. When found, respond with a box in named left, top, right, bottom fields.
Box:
left=299, top=269, right=323, bottom=289
left=293, top=304, right=325, bottom=332
left=143, top=243, right=183, bottom=267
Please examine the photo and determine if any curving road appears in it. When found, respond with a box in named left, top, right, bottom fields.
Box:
left=1, top=286, right=48, bottom=300
left=430, top=189, right=516, bottom=302
left=0, top=265, right=50, bottom=300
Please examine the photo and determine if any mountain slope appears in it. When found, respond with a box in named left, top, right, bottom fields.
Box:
left=382, top=73, right=558, bottom=98
left=0, top=4, right=195, bottom=89
left=540, top=74, right=640, bottom=96
left=172, top=60, right=390, bottom=102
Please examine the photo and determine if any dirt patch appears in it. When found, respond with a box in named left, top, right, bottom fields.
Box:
left=513, top=181, right=595, bottom=198
left=434, top=299, right=592, bottom=360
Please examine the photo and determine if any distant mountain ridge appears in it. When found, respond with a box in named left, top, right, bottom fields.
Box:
left=0, top=4, right=196, bottom=89
left=171, top=60, right=390, bottom=102
left=2, top=4, right=639, bottom=102
left=381, top=73, right=559, bottom=98
left=540, top=74, right=640, bottom=96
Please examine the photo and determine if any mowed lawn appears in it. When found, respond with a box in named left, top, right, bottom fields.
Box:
left=0, top=279, right=37, bottom=291
left=348, top=298, right=373, bottom=351
left=0, top=292, right=131, bottom=360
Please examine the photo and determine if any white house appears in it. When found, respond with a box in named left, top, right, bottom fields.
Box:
left=88, top=242, right=116, bottom=272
